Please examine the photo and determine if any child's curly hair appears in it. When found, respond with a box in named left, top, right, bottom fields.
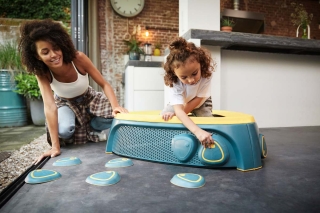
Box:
left=164, top=37, right=215, bottom=87
left=19, top=19, right=77, bottom=76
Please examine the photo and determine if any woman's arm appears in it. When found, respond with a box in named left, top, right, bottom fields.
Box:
left=73, top=52, right=128, bottom=115
left=34, top=74, right=61, bottom=164
left=174, top=104, right=214, bottom=148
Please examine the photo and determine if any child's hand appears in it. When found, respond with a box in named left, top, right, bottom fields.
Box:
left=194, top=129, right=214, bottom=148
left=162, top=112, right=175, bottom=121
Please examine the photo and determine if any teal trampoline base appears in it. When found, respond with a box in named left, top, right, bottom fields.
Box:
left=106, top=111, right=267, bottom=172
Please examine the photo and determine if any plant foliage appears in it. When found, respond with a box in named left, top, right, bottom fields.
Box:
left=124, top=38, right=144, bottom=54
left=14, top=73, right=42, bottom=100
left=155, top=42, right=162, bottom=50
left=0, top=41, right=23, bottom=71
left=290, top=2, right=313, bottom=28
left=221, top=17, right=236, bottom=27
left=0, top=0, right=71, bottom=22
left=123, top=24, right=144, bottom=54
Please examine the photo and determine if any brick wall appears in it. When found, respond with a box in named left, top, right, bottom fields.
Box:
left=98, top=0, right=319, bottom=106
left=221, top=0, right=320, bottom=39
left=97, top=0, right=179, bottom=106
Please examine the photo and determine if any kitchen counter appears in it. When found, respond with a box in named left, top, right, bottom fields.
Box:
left=125, top=61, right=163, bottom=68
left=181, top=28, right=320, bottom=127
left=183, top=29, right=320, bottom=55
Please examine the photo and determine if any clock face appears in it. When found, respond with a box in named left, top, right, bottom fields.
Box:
left=110, top=0, right=145, bottom=18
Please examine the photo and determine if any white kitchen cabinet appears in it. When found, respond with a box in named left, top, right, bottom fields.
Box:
left=124, top=61, right=165, bottom=111
left=133, top=91, right=164, bottom=111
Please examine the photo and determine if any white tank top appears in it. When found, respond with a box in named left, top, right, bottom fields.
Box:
left=50, top=61, right=89, bottom=98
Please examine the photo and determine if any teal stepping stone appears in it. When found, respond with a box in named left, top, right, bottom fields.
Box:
left=170, top=173, right=205, bottom=188
left=53, top=157, right=82, bottom=166
left=105, top=158, right=133, bottom=168
left=86, top=171, right=120, bottom=186
left=25, top=169, right=61, bottom=184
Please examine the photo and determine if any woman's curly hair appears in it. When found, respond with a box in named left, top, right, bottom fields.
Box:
left=19, top=19, right=77, bottom=75
left=164, top=37, right=215, bottom=87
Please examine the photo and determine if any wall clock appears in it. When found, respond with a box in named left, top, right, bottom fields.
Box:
left=110, top=0, right=145, bottom=18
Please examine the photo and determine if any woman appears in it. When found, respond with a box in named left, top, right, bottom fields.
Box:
left=19, top=19, right=128, bottom=164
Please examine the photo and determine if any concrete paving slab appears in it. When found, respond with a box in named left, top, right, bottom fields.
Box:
left=0, top=125, right=46, bottom=152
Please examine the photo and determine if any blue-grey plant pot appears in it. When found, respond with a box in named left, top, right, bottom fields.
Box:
left=0, top=70, right=28, bottom=127
left=129, top=52, right=140, bottom=60
left=30, top=99, right=45, bottom=126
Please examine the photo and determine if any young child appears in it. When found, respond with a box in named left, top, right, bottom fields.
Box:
left=161, top=37, right=215, bottom=148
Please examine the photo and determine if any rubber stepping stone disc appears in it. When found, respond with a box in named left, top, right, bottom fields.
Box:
left=105, top=158, right=133, bottom=168
left=53, top=157, right=82, bottom=166
left=86, top=171, right=120, bottom=186
left=170, top=173, right=205, bottom=188
left=25, top=169, right=62, bottom=184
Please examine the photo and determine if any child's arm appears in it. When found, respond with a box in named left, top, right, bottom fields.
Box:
left=162, top=97, right=204, bottom=120
left=174, top=104, right=214, bottom=148
left=183, top=97, right=204, bottom=114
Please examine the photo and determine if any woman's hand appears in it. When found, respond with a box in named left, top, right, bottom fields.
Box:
left=162, top=112, right=175, bottom=121
left=112, top=106, right=129, bottom=116
left=194, top=129, right=214, bottom=148
left=34, top=147, right=61, bottom=165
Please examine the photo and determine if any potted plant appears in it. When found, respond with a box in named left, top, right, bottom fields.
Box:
left=0, top=41, right=28, bottom=127
left=124, top=24, right=144, bottom=60
left=14, top=72, right=45, bottom=126
left=124, top=38, right=144, bottom=60
left=154, top=42, right=161, bottom=56
left=290, top=2, right=313, bottom=39
left=221, top=17, right=236, bottom=32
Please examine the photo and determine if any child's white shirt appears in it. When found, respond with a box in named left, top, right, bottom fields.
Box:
left=167, top=75, right=212, bottom=109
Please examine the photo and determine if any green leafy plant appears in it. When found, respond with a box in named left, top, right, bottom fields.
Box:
left=0, top=0, right=71, bottom=22
left=155, top=42, right=162, bottom=50
left=14, top=73, right=42, bottom=100
left=124, top=38, right=144, bottom=54
left=290, top=2, right=313, bottom=28
left=221, top=17, right=236, bottom=27
left=0, top=41, right=23, bottom=71
left=124, top=24, right=144, bottom=55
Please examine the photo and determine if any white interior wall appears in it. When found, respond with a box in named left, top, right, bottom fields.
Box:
left=221, top=50, right=320, bottom=128
left=179, top=0, right=220, bottom=36
left=202, top=45, right=222, bottom=110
